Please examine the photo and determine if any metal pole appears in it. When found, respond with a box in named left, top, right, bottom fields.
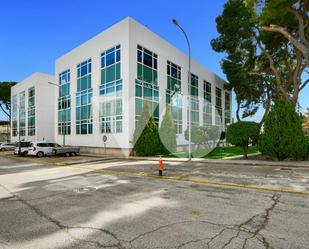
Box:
left=18, top=104, right=21, bottom=155
left=63, top=96, right=66, bottom=146
left=48, top=81, right=65, bottom=146
left=172, top=19, right=192, bottom=160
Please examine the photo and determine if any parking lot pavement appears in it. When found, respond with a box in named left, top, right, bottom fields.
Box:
left=66, top=158, right=309, bottom=194
left=1, top=155, right=309, bottom=249
left=0, top=151, right=113, bottom=166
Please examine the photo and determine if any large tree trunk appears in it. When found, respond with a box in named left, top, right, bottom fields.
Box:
left=261, top=24, right=309, bottom=67
left=243, top=145, right=248, bottom=159
left=236, top=100, right=241, bottom=122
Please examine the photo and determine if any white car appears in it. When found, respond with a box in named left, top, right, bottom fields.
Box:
left=0, top=143, right=15, bottom=151
left=14, top=141, right=32, bottom=156
left=28, top=142, right=58, bottom=157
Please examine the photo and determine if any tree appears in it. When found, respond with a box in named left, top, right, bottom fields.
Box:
left=0, top=82, right=17, bottom=119
left=211, top=0, right=308, bottom=119
left=259, top=101, right=308, bottom=160
left=248, top=0, right=309, bottom=67
left=132, top=102, right=162, bottom=156
left=226, top=121, right=260, bottom=159
left=184, top=126, right=206, bottom=150
left=184, top=125, right=221, bottom=149
left=159, top=105, right=177, bottom=154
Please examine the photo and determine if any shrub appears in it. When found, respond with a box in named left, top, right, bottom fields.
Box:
left=259, top=101, right=308, bottom=160
left=132, top=102, right=162, bottom=156
left=226, top=121, right=260, bottom=159
left=159, top=105, right=177, bottom=154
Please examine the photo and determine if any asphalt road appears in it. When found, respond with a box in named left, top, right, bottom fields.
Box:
left=0, top=156, right=309, bottom=249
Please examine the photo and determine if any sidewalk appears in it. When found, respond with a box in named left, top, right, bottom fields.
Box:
left=126, top=156, right=309, bottom=168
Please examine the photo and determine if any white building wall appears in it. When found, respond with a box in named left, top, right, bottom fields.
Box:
left=10, top=72, right=55, bottom=143
left=127, top=18, right=229, bottom=145
left=54, top=17, right=231, bottom=151
left=55, top=18, right=131, bottom=149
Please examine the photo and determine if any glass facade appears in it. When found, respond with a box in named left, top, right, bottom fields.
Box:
left=100, top=45, right=122, bottom=96
left=76, top=59, right=93, bottom=134
left=19, top=91, right=26, bottom=136
left=166, top=61, right=182, bottom=134
left=58, top=69, right=71, bottom=135
left=12, top=95, right=17, bottom=137
left=136, top=45, right=159, bottom=125
left=27, top=87, right=35, bottom=136
left=188, top=73, right=199, bottom=126
left=215, top=87, right=223, bottom=126
left=203, top=81, right=212, bottom=126
left=100, top=45, right=123, bottom=133
left=224, top=92, right=231, bottom=128
left=100, top=99, right=123, bottom=133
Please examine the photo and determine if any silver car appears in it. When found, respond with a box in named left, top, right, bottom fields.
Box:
left=0, top=143, right=15, bottom=151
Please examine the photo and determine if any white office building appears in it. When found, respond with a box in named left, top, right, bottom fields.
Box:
left=11, top=72, right=56, bottom=143
left=11, top=17, right=231, bottom=156
left=54, top=17, right=231, bottom=156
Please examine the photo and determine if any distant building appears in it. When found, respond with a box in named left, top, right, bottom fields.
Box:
left=10, top=72, right=56, bottom=143
left=0, top=121, right=10, bottom=142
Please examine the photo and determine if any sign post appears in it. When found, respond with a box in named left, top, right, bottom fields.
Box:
left=102, top=135, right=107, bottom=155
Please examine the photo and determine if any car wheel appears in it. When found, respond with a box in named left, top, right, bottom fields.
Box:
left=52, top=149, right=57, bottom=155
left=22, top=151, right=28, bottom=156
left=37, top=151, right=44, bottom=158
left=0, top=148, right=4, bottom=152
left=72, top=152, right=77, bottom=156
left=65, top=152, right=70, bottom=157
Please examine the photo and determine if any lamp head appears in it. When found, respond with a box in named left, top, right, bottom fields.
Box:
left=172, top=18, right=179, bottom=26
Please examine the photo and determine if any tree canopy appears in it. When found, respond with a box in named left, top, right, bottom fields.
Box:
left=0, top=82, right=16, bottom=119
left=211, top=0, right=308, bottom=124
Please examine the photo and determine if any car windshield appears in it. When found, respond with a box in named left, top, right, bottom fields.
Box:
left=16, top=142, right=30, bottom=147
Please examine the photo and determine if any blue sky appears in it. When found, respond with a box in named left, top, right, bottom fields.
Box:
left=0, top=0, right=308, bottom=121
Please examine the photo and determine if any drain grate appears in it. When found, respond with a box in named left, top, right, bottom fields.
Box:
left=279, top=167, right=292, bottom=171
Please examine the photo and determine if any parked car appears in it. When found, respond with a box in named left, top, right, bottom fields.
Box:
left=0, top=143, right=15, bottom=151
left=52, top=145, right=80, bottom=157
left=14, top=141, right=32, bottom=156
left=28, top=142, right=58, bottom=157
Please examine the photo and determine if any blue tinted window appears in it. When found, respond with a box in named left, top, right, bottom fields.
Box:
left=116, top=50, right=120, bottom=62
left=81, top=64, right=87, bottom=76
left=106, top=52, right=115, bottom=67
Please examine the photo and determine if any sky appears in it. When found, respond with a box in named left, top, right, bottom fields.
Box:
left=0, top=0, right=308, bottom=121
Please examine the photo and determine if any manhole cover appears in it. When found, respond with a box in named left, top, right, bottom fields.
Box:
left=74, top=186, right=97, bottom=194
left=280, top=167, right=292, bottom=171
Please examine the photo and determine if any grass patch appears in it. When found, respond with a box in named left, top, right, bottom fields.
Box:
left=163, top=146, right=259, bottom=159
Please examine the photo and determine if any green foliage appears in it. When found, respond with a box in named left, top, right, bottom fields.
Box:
left=212, top=0, right=308, bottom=121
left=259, top=101, right=308, bottom=160
left=132, top=102, right=162, bottom=156
left=159, top=106, right=177, bottom=154
left=226, top=121, right=260, bottom=158
left=211, top=0, right=271, bottom=121
left=0, top=82, right=17, bottom=118
left=184, top=126, right=205, bottom=149
left=184, top=125, right=221, bottom=148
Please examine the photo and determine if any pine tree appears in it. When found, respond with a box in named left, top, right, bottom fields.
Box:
left=159, top=105, right=177, bottom=154
left=259, top=101, right=308, bottom=160
left=132, top=102, right=162, bottom=156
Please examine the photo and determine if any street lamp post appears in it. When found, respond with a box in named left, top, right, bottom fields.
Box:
left=172, top=18, right=192, bottom=160
left=48, top=82, right=66, bottom=146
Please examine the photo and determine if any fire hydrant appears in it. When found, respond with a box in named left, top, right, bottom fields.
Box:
left=158, top=157, right=164, bottom=176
